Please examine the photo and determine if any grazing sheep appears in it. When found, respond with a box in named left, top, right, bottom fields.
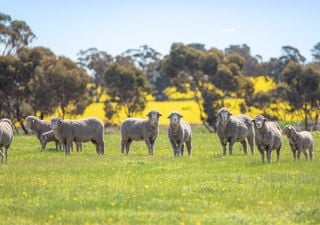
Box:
left=120, top=110, right=162, bottom=155
left=26, top=116, right=57, bottom=150
left=0, top=118, right=14, bottom=164
left=50, top=117, right=104, bottom=155
left=216, top=107, right=255, bottom=156
left=167, top=111, right=192, bottom=156
left=40, top=130, right=62, bottom=151
left=282, top=125, right=313, bottom=160
left=252, top=115, right=282, bottom=163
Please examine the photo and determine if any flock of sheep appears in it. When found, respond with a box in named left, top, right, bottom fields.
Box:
left=0, top=107, right=315, bottom=164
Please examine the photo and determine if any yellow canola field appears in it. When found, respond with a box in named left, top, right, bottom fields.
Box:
left=55, top=76, right=304, bottom=124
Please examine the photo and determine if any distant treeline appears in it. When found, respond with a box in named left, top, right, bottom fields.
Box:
left=1, top=12, right=320, bottom=133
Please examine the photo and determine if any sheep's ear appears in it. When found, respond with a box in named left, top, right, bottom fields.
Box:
left=167, top=113, right=172, bottom=119
left=228, top=112, right=232, bottom=116
left=146, top=112, right=151, bottom=117
left=216, top=112, right=220, bottom=117
left=179, top=113, right=183, bottom=118
left=158, top=112, right=162, bottom=117
left=251, top=119, right=255, bottom=123
left=263, top=117, right=268, bottom=122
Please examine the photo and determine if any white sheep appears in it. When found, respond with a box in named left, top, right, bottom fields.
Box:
left=282, top=125, right=314, bottom=160
left=120, top=110, right=162, bottom=155
left=252, top=115, right=282, bottom=163
left=0, top=118, right=14, bottom=164
left=167, top=111, right=192, bottom=156
left=216, top=107, right=255, bottom=156
left=50, top=117, right=104, bottom=155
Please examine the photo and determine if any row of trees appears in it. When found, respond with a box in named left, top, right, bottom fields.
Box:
left=1, top=12, right=320, bottom=131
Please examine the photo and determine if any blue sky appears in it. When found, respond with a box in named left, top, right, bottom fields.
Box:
left=2, top=0, right=320, bottom=61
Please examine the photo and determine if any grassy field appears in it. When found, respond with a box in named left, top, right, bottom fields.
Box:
left=1, top=128, right=320, bottom=225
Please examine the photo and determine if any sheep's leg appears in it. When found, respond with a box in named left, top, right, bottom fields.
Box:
left=292, top=149, right=297, bottom=160
left=228, top=140, right=235, bottom=156
left=309, top=144, right=313, bottom=160
left=121, top=139, right=127, bottom=154
left=181, top=144, right=184, bottom=156
left=144, top=138, right=153, bottom=156
left=240, top=140, right=248, bottom=154
left=42, top=143, right=46, bottom=151
left=276, top=148, right=280, bottom=162
left=247, top=136, right=255, bottom=155
left=302, top=150, right=308, bottom=160
left=100, top=141, right=104, bottom=155
left=257, top=147, right=264, bottom=163
left=186, top=139, right=192, bottom=156
left=125, top=139, right=132, bottom=155
left=5, top=146, right=8, bottom=163
left=266, top=147, right=272, bottom=163
left=0, top=149, right=4, bottom=164
left=297, top=151, right=301, bottom=160
left=219, top=139, right=227, bottom=156
left=55, top=142, right=59, bottom=151
left=169, top=140, right=177, bottom=156
left=66, top=141, right=72, bottom=155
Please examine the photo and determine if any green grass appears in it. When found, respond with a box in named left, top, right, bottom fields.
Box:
left=1, top=129, right=320, bottom=225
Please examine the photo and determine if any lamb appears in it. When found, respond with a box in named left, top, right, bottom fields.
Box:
left=120, top=110, right=162, bottom=155
left=252, top=115, right=282, bottom=163
left=40, top=131, right=83, bottom=152
left=282, top=125, right=313, bottom=160
left=216, top=107, right=255, bottom=156
left=167, top=111, right=192, bottom=156
left=26, top=116, right=61, bottom=150
left=0, top=118, right=14, bottom=164
left=40, top=130, right=62, bottom=151
left=50, top=117, right=104, bottom=155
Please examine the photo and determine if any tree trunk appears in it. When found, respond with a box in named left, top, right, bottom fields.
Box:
left=313, top=110, right=319, bottom=131
left=40, top=112, right=44, bottom=120
left=18, top=119, right=28, bottom=134
left=304, top=103, right=309, bottom=131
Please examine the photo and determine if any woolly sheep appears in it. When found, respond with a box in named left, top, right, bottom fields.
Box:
left=167, top=111, right=192, bottom=156
left=216, top=107, right=255, bottom=156
left=120, top=110, right=162, bottom=155
left=282, top=125, right=313, bottom=160
left=26, top=116, right=53, bottom=149
left=0, top=118, right=14, bottom=164
left=50, top=117, right=104, bottom=155
left=252, top=115, right=282, bottom=163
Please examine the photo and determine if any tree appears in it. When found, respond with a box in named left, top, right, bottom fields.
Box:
left=77, top=48, right=113, bottom=102
left=311, top=42, right=320, bottom=64
left=279, top=62, right=320, bottom=130
left=0, top=12, right=35, bottom=56
left=162, top=43, right=254, bottom=130
left=103, top=61, right=151, bottom=120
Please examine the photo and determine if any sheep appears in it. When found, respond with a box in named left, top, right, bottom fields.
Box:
left=120, top=110, right=162, bottom=155
left=25, top=116, right=60, bottom=150
left=0, top=118, right=14, bottom=164
left=216, top=107, right=255, bottom=156
left=40, top=130, right=62, bottom=151
left=252, top=115, right=282, bottom=163
left=167, top=111, right=192, bottom=156
left=282, top=125, right=313, bottom=160
left=50, top=117, right=104, bottom=155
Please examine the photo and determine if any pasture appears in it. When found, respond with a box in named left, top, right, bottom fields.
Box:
left=1, top=127, right=320, bottom=225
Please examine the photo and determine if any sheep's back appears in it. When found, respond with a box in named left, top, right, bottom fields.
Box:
left=121, top=118, right=147, bottom=140
left=0, top=122, right=13, bottom=146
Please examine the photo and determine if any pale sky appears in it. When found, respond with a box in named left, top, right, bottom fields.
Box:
left=2, top=0, right=320, bottom=61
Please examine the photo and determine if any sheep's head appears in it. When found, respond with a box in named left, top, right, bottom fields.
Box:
left=168, top=111, right=183, bottom=126
left=26, top=116, right=38, bottom=129
left=50, top=117, right=63, bottom=130
left=282, top=125, right=296, bottom=137
left=252, top=115, right=267, bottom=129
left=217, top=107, right=232, bottom=124
left=147, top=110, right=162, bottom=127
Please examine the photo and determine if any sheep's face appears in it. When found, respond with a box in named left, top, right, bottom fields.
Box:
left=282, top=125, right=294, bottom=137
left=26, top=116, right=37, bottom=129
left=217, top=107, right=231, bottom=124
left=252, top=115, right=267, bottom=129
left=50, top=117, right=63, bottom=130
left=147, top=110, right=162, bottom=127
left=168, top=112, right=183, bottom=126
